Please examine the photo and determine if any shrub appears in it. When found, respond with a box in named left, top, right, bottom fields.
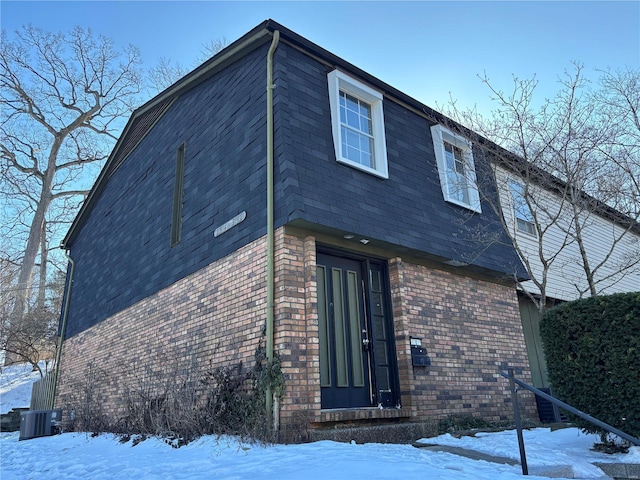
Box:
left=539, top=292, right=640, bottom=440
left=63, top=362, right=112, bottom=434
left=65, top=343, right=285, bottom=446
left=438, top=415, right=490, bottom=434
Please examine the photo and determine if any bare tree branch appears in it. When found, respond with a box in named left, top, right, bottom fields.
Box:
left=443, top=64, right=640, bottom=312
left=1, top=25, right=143, bottom=341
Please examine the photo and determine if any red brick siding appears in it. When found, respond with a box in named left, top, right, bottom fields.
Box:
left=274, top=234, right=535, bottom=435
left=389, top=257, right=536, bottom=421
left=273, top=233, right=319, bottom=440
left=57, top=229, right=535, bottom=437
left=57, top=238, right=268, bottom=422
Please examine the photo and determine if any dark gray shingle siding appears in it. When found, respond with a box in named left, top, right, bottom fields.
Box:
left=65, top=40, right=525, bottom=339
left=65, top=45, right=270, bottom=338
left=273, top=43, right=523, bottom=275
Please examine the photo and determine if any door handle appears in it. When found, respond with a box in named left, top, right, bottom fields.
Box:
left=362, top=329, right=370, bottom=350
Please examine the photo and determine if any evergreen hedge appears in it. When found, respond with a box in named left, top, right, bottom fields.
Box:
left=539, top=292, right=640, bottom=440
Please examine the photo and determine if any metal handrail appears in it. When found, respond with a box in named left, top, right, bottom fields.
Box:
left=500, top=368, right=640, bottom=475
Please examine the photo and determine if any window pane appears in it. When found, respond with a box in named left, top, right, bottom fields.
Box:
left=517, top=218, right=536, bottom=235
left=360, top=150, right=372, bottom=168
left=347, top=271, right=364, bottom=387
left=510, top=182, right=534, bottom=222
left=459, top=175, right=470, bottom=204
left=448, top=172, right=470, bottom=204
left=345, top=128, right=360, bottom=149
left=510, top=181, right=536, bottom=234
left=346, top=145, right=359, bottom=162
left=332, top=268, right=349, bottom=387
left=317, top=266, right=331, bottom=387
left=445, top=149, right=455, bottom=170
left=358, top=104, right=372, bottom=134
left=445, top=142, right=470, bottom=204
left=360, top=115, right=373, bottom=135
left=341, top=125, right=374, bottom=168
left=359, top=134, right=371, bottom=155
left=346, top=108, right=360, bottom=129
left=171, top=143, right=186, bottom=247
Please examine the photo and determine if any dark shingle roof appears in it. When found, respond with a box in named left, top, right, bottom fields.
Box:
left=62, top=19, right=640, bottom=248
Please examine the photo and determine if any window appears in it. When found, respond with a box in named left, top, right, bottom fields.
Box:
left=431, top=125, right=481, bottom=212
left=327, top=70, right=388, bottom=178
left=509, top=180, right=536, bottom=236
left=444, top=142, right=470, bottom=205
left=170, top=142, right=186, bottom=246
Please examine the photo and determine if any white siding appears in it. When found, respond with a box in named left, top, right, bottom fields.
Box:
left=496, top=168, right=640, bottom=301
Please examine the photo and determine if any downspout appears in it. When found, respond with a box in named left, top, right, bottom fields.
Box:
left=266, top=30, right=280, bottom=429
left=50, top=250, right=75, bottom=409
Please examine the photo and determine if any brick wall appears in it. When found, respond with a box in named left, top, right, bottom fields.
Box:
left=56, top=236, right=268, bottom=423
left=389, top=257, right=536, bottom=422
left=272, top=233, right=318, bottom=441
left=273, top=232, right=535, bottom=438
left=57, top=229, right=535, bottom=439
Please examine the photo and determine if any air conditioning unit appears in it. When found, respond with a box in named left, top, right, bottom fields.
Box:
left=19, top=409, right=62, bottom=441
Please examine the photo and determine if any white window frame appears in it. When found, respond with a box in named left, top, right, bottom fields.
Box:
left=430, top=124, right=481, bottom=212
left=509, top=180, right=537, bottom=236
left=327, top=70, right=388, bottom=179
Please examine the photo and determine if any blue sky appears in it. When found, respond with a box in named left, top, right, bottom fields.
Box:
left=2, top=1, right=640, bottom=116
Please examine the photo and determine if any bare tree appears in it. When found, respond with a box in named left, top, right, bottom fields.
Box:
left=593, top=67, right=640, bottom=218
left=1, top=25, right=143, bottom=337
left=148, top=56, right=188, bottom=93
left=0, top=258, right=64, bottom=376
left=444, top=64, right=640, bottom=312
left=148, top=37, right=228, bottom=92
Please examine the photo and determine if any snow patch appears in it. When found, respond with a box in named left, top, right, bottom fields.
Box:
left=0, top=362, right=50, bottom=414
left=2, top=363, right=639, bottom=479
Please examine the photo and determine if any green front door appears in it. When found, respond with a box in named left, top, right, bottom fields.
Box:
left=317, top=251, right=399, bottom=409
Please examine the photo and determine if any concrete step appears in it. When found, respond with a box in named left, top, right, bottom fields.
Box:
left=594, top=463, right=640, bottom=480
left=414, top=443, right=518, bottom=465
left=413, top=442, right=640, bottom=479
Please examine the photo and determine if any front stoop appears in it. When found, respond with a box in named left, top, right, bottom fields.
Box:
left=594, top=463, right=640, bottom=480
left=308, top=421, right=439, bottom=444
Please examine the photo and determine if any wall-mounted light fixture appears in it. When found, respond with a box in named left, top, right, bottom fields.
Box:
left=444, top=259, right=468, bottom=267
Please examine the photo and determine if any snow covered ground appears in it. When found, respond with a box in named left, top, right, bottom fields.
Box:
left=0, top=361, right=50, bottom=414
left=3, top=428, right=639, bottom=480
left=2, top=362, right=638, bottom=479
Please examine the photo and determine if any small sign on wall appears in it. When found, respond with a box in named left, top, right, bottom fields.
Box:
left=214, top=211, right=247, bottom=237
